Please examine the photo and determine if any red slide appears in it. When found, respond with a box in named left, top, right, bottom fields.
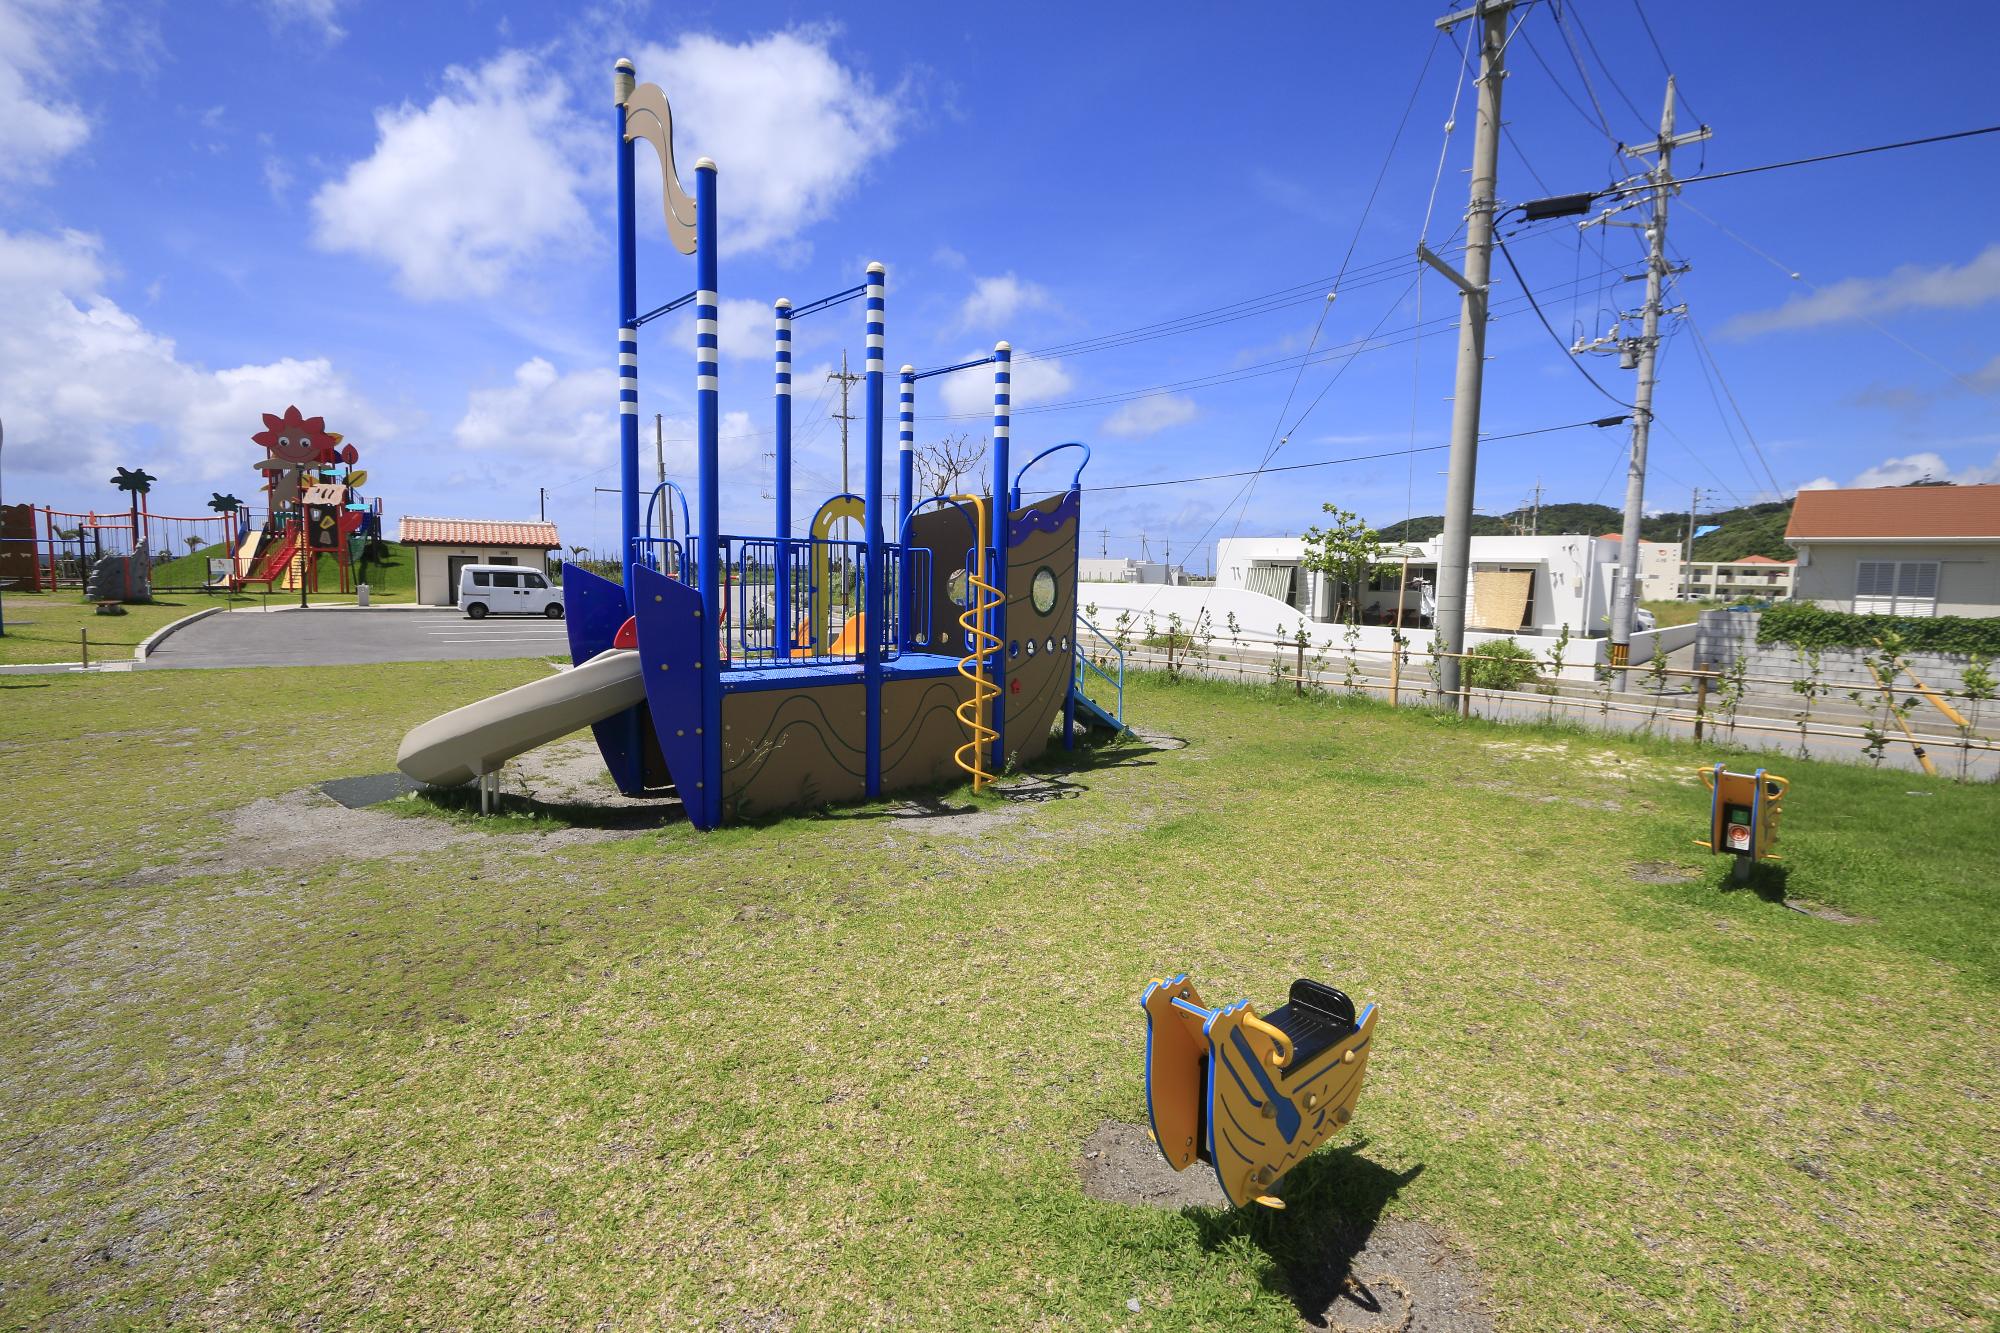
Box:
left=241, top=528, right=298, bottom=587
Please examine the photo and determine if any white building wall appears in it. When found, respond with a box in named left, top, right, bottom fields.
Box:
left=1792, top=540, right=2000, bottom=617
left=413, top=545, right=556, bottom=606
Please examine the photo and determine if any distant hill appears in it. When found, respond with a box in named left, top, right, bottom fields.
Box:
left=1378, top=499, right=1796, bottom=561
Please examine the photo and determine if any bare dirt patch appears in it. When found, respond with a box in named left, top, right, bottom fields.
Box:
left=1078, top=1121, right=1492, bottom=1331
left=1782, top=897, right=1870, bottom=924
left=1078, top=1118, right=1227, bottom=1209
left=1630, top=860, right=1699, bottom=885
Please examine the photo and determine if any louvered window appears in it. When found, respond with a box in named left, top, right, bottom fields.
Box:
left=1854, top=560, right=1938, bottom=616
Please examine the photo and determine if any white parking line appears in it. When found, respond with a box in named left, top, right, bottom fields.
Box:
left=434, top=636, right=570, bottom=643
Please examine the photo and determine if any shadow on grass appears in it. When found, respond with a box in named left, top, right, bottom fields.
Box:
left=407, top=783, right=686, bottom=832
left=1187, top=1139, right=1424, bottom=1327
left=1718, top=858, right=1791, bottom=905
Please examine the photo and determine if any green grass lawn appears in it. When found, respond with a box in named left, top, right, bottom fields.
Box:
left=0, top=591, right=243, bottom=665
left=1640, top=599, right=1726, bottom=629
left=0, top=667, right=1994, bottom=1329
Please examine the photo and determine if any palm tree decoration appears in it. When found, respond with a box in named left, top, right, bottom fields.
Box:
left=208, top=491, right=244, bottom=516
left=111, top=467, right=157, bottom=554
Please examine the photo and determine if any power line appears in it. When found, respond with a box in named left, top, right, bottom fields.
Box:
left=1563, top=0, right=1648, bottom=129
left=1627, top=0, right=1703, bottom=125
left=1086, top=419, right=1624, bottom=494
left=1684, top=314, right=1784, bottom=497
left=1492, top=231, right=1636, bottom=409
left=1597, top=124, right=2000, bottom=196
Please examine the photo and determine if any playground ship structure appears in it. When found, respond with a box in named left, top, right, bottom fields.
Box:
left=396, top=58, right=1125, bottom=828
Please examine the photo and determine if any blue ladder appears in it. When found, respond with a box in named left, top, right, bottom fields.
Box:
left=1072, top=615, right=1127, bottom=735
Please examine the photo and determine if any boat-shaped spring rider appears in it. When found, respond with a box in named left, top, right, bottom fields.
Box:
left=1140, top=974, right=1379, bottom=1208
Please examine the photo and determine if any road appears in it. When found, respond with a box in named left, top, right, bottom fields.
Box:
left=141, top=606, right=573, bottom=669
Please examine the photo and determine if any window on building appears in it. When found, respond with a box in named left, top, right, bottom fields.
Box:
left=1854, top=560, right=1938, bottom=616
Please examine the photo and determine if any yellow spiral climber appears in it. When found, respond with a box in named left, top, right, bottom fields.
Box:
left=950, top=494, right=1001, bottom=792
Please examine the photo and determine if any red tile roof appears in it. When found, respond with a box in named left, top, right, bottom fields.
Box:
left=398, top=516, right=561, bottom=547
left=1736, top=554, right=1794, bottom=565
left=1785, top=485, right=2000, bottom=541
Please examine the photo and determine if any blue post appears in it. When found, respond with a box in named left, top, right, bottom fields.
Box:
left=695, top=158, right=721, bottom=809
left=989, top=341, right=1011, bottom=769
left=614, top=61, right=640, bottom=608
left=774, top=298, right=794, bottom=658
left=863, top=262, right=886, bottom=796
left=898, top=365, right=915, bottom=654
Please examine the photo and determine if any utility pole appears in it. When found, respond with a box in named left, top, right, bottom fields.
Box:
left=1100, top=528, right=1109, bottom=558
left=1140, top=533, right=1150, bottom=561
left=1423, top=0, right=1510, bottom=704
left=1681, top=485, right=1705, bottom=600
left=1580, top=77, right=1709, bottom=683
left=1529, top=477, right=1543, bottom=535
left=828, top=351, right=860, bottom=495
left=539, top=487, right=547, bottom=522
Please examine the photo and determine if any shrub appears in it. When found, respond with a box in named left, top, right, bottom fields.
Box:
left=1755, top=603, right=2000, bottom=657
left=1464, top=637, right=1540, bottom=690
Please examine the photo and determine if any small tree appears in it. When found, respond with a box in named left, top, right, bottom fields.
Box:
left=1790, top=646, right=1826, bottom=760
left=913, top=432, right=988, bottom=500
left=1957, top=653, right=1996, bottom=781
left=1300, top=505, right=1389, bottom=625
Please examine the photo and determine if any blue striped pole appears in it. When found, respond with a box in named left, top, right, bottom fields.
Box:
left=614, top=60, right=639, bottom=608
left=695, top=157, right=721, bottom=811
left=898, top=365, right=915, bottom=653
left=774, top=297, right=794, bottom=657
left=863, top=262, right=886, bottom=796
left=989, top=341, right=1011, bottom=769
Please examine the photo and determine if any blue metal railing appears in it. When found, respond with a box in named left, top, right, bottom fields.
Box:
left=713, top=534, right=907, bottom=665
left=1074, top=614, right=1126, bottom=731
left=1010, top=440, right=1092, bottom=507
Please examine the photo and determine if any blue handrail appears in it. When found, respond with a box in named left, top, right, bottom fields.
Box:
left=1010, top=441, right=1092, bottom=508
left=645, top=480, right=693, bottom=551
left=1074, top=613, right=1126, bottom=731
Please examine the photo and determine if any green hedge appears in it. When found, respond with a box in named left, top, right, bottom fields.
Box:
left=1464, top=637, right=1540, bottom=690
left=1755, top=603, right=2000, bottom=656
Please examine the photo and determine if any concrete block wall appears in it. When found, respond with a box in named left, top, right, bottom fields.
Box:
left=1695, top=610, right=1981, bottom=692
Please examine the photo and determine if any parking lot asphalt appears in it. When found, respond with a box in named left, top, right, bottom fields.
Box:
left=140, top=606, right=573, bottom=669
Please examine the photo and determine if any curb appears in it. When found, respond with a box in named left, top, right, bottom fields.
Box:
left=135, top=605, right=223, bottom=660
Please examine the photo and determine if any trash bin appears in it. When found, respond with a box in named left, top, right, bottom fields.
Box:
left=357, top=583, right=371, bottom=607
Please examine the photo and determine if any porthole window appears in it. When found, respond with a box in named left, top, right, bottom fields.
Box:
left=1026, top=639, right=1037, bottom=658
left=948, top=568, right=971, bottom=607
left=1060, top=635, right=1070, bottom=651
left=1045, top=636, right=1056, bottom=654
left=1009, top=640, right=1020, bottom=658
left=1030, top=566, right=1058, bottom=615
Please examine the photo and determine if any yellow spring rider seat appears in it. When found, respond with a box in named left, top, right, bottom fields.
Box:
left=1140, top=974, right=1378, bottom=1208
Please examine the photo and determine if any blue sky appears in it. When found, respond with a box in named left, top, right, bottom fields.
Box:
left=3, top=0, right=1994, bottom=568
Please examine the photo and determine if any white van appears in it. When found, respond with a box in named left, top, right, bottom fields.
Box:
left=459, top=564, right=565, bottom=619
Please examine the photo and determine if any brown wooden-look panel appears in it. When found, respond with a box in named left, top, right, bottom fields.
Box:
left=879, top=676, right=969, bottom=791
left=1003, top=491, right=1079, bottom=768
left=720, top=683, right=866, bottom=818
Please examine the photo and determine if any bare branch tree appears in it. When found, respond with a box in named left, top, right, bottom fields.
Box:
left=911, top=432, right=988, bottom=502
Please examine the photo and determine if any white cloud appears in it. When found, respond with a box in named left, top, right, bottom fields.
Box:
left=455, top=358, right=615, bottom=476
left=936, top=355, right=1073, bottom=417
left=312, top=51, right=594, bottom=299
left=1795, top=449, right=2000, bottom=493
left=1724, top=244, right=2000, bottom=337
left=451, top=359, right=767, bottom=510
left=956, top=272, right=1054, bottom=332
left=669, top=296, right=773, bottom=364
left=0, top=228, right=392, bottom=497
left=635, top=26, right=903, bottom=258
left=0, top=0, right=96, bottom=183
left=1102, top=393, right=1197, bottom=439
left=1845, top=451, right=2000, bottom=489
left=263, top=0, right=345, bottom=42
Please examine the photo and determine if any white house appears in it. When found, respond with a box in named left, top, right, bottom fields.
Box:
left=398, top=517, right=562, bottom=607
left=1214, top=533, right=1617, bottom=637
left=1077, top=557, right=1181, bottom=585
left=1786, top=484, right=2000, bottom=617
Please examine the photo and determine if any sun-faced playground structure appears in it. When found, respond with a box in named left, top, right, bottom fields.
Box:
left=398, top=60, right=1125, bottom=827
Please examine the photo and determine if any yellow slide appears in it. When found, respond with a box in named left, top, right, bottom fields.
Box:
left=231, top=528, right=264, bottom=582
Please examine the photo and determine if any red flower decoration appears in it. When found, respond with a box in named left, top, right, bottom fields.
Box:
left=251, top=406, right=342, bottom=466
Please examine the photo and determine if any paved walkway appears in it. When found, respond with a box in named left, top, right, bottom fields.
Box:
left=140, top=606, right=573, bottom=669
